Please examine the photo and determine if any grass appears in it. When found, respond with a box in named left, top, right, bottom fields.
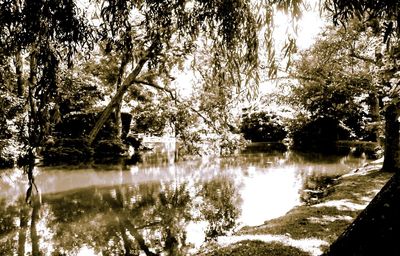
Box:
left=204, top=240, right=310, bottom=256
left=201, top=163, right=393, bottom=256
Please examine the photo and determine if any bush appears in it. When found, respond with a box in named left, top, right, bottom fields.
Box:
left=240, top=111, right=287, bottom=142
left=42, top=138, right=94, bottom=165
left=94, top=139, right=126, bottom=158
left=55, top=112, right=118, bottom=140
left=288, top=116, right=350, bottom=153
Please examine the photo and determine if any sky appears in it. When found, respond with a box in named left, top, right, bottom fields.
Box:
left=275, top=1, right=327, bottom=51
left=255, top=1, right=327, bottom=100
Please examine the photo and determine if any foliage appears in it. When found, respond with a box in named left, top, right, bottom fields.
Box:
left=0, top=92, right=25, bottom=166
left=130, top=96, right=170, bottom=136
left=325, top=0, right=400, bottom=44
left=86, top=0, right=305, bottom=144
left=42, top=111, right=128, bottom=164
left=325, top=0, right=400, bottom=171
left=286, top=23, right=383, bottom=145
left=42, top=138, right=94, bottom=165
left=240, top=110, right=287, bottom=142
left=94, top=139, right=126, bottom=158
left=288, top=115, right=351, bottom=153
left=0, top=0, right=94, bottom=159
left=54, top=112, right=116, bottom=139
left=172, top=104, right=204, bottom=156
left=57, top=67, right=105, bottom=115
left=0, top=0, right=309, bottom=165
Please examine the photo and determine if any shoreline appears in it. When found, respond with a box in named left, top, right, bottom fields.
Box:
left=201, top=161, right=393, bottom=256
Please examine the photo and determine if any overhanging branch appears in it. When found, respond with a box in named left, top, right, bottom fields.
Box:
left=134, top=79, right=175, bottom=98
left=134, top=79, right=221, bottom=133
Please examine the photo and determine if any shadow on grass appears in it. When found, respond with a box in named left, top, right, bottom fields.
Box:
left=203, top=240, right=310, bottom=256
left=201, top=167, right=393, bottom=256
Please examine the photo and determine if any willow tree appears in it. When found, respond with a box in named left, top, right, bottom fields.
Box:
left=324, top=0, right=400, bottom=171
left=87, top=0, right=303, bottom=145
left=0, top=0, right=93, bottom=202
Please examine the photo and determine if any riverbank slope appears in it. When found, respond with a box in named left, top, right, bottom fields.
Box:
left=201, top=160, right=393, bottom=256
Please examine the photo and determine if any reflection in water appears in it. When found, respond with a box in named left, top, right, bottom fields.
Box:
left=0, top=149, right=366, bottom=255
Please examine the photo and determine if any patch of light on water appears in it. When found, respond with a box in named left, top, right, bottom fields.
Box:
left=0, top=168, right=29, bottom=204
left=238, top=166, right=302, bottom=226
left=185, top=221, right=208, bottom=253
left=313, top=199, right=367, bottom=211
left=37, top=206, right=55, bottom=255
left=217, top=234, right=328, bottom=256
left=129, top=165, right=139, bottom=174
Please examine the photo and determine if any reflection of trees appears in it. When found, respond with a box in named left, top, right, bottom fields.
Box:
left=0, top=198, right=19, bottom=255
left=298, top=169, right=339, bottom=205
left=44, top=182, right=194, bottom=255
left=198, top=177, right=241, bottom=240
left=30, top=199, right=41, bottom=256
left=0, top=196, right=42, bottom=256
left=17, top=207, right=29, bottom=256
left=0, top=177, right=242, bottom=255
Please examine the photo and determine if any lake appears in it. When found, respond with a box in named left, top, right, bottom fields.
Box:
left=0, top=145, right=367, bottom=255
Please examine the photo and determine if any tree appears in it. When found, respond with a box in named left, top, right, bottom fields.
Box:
left=287, top=22, right=381, bottom=148
left=320, top=1, right=400, bottom=254
left=1, top=0, right=306, bottom=163
left=0, top=0, right=94, bottom=204
left=86, top=0, right=303, bottom=145
left=324, top=0, right=400, bottom=172
left=240, top=110, right=287, bottom=142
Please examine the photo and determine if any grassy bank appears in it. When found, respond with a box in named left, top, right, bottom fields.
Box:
left=199, top=161, right=393, bottom=256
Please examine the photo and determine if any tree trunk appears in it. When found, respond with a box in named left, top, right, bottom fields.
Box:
left=382, top=101, right=400, bottom=172
left=28, top=46, right=39, bottom=146
left=87, top=56, right=148, bottom=145
left=114, top=53, right=129, bottom=140
left=15, top=48, right=24, bottom=97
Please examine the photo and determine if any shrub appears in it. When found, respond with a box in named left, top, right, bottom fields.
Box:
left=42, top=138, right=94, bottom=165
left=288, top=116, right=350, bottom=153
left=94, top=139, right=126, bottom=158
left=240, top=111, right=287, bottom=142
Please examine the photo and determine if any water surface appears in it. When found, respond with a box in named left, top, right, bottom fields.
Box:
left=0, top=149, right=366, bottom=255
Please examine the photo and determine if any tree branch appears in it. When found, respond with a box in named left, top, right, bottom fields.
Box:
left=133, top=79, right=221, bottom=133
left=87, top=42, right=157, bottom=145
left=349, top=50, right=376, bottom=64
left=134, top=79, right=175, bottom=98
